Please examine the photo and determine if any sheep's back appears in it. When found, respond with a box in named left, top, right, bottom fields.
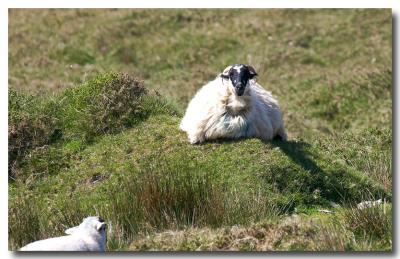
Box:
left=20, top=236, right=79, bottom=251
left=180, top=79, right=228, bottom=132
left=249, top=82, right=285, bottom=137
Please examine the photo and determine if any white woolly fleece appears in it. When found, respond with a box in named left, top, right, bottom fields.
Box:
left=180, top=75, right=286, bottom=144
left=19, top=216, right=107, bottom=252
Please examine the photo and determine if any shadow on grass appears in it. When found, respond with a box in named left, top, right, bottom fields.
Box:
left=270, top=139, right=323, bottom=177
left=203, top=136, right=322, bottom=175
left=205, top=136, right=389, bottom=205
left=203, top=136, right=320, bottom=173
left=269, top=138, right=390, bottom=205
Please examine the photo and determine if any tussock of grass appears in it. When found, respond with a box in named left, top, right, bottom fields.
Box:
left=8, top=73, right=179, bottom=181
left=54, top=72, right=148, bottom=141
left=51, top=72, right=179, bottom=142
left=108, top=155, right=225, bottom=234
left=344, top=203, right=391, bottom=241
left=8, top=196, right=41, bottom=250
left=8, top=89, right=58, bottom=180
left=107, top=153, right=280, bottom=239
left=314, top=203, right=392, bottom=251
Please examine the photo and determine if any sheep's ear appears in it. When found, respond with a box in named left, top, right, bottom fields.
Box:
left=65, top=226, right=78, bottom=235
left=247, top=65, right=258, bottom=79
left=96, top=222, right=106, bottom=232
left=220, top=65, right=232, bottom=79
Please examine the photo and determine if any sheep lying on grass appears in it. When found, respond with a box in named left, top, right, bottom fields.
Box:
left=180, top=64, right=287, bottom=144
left=19, top=216, right=107, bottom=251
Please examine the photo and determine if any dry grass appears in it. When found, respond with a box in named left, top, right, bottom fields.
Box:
left=8, top=195, right=41, bottom=249
left=343, top=203, right=391, bottom=240
left=129, top=205, right=392, bottom=252
left=104, top=153, right=280, bottom=249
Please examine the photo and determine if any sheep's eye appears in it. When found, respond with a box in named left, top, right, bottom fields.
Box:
left=97, top=224, right=106, bottom=232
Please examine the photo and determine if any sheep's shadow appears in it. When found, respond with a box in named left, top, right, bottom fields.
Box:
left=268, top=138, right=323, bottom=176
left=207, top=137, right=356, bottom=200
left=206, top=136, right=389, bottom=205
left=268, top=139, right=390, bottom=204
left=204, top=137, right=322, bottom=175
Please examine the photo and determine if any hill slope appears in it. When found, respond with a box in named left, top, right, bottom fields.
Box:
left=9, top=72, right=391, bottom=251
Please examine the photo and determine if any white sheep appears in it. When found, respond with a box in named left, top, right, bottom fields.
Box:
left=180, top=64, right=287, bottom=144
left=19, top=216, right=107, bottom=251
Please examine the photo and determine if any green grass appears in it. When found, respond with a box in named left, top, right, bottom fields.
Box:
left=8, top=9, right=391, bottom=251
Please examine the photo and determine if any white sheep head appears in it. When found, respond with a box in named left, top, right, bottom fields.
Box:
left=65, top=216, right=107, bottom=237
left=220, top=64, right=258, bottom=96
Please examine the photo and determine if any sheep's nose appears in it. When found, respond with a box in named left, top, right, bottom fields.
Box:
left=235, top=83, right=244, bottom=90
left=235, top=87, right=245, bottom=96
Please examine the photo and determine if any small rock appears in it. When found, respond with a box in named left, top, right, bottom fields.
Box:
left=357, top=199, right=382, bottom=210
left=318, top=209, right=333, bottom=214
left=329, top=201, right=341, bottom=208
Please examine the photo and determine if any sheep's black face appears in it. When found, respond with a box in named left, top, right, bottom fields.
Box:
left=222, top=64, right=258, bottom=96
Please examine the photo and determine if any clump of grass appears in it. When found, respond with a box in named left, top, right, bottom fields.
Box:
left=8, top=150, right=281, bottom=250
left=103, top=151, right=280, bottom=247
left=343, top=202, right=391, bottom=242
left=16, top=145, right=73, bottom=184
left=313, top=201, right=392, bottom=251
left=8, top=195, right=41, bottom=250
left=9, top=73, right=179, bottom=181
left=8, top=190, right=96, bottom=250
left=129, top=225, right=270, bottom=251
left=127, top=206, right=393, bottom=251
left=108, top=155, right=223, bottom=235
left=314, top=221, right=349, bottom=251
left=8, top=89, right=59, bottom=180
left=221, top=187, right=281, bottom=226
left=55, top=72, right=149, bottom=142
left=362, top=153, right=392, bottom=192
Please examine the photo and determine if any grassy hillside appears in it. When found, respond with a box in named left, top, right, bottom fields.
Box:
left=8, top=9, right=392, bottom=251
